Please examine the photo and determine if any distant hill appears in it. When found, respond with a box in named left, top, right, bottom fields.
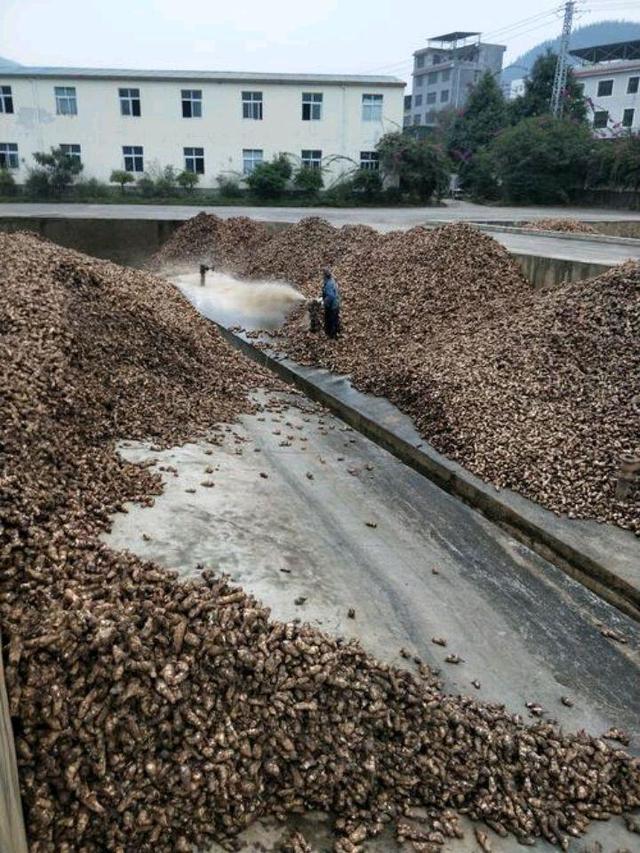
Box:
left=0, top=56, right=21, bottom=68
left=502, top=20, right=640, bottom=84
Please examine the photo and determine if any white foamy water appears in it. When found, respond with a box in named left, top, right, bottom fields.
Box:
left=173, top=271, right=305, bottom=331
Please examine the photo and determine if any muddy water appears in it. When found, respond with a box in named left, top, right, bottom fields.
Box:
left=173, top=270, right=305, bottom=330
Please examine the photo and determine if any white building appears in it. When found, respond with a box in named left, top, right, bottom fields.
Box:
left=571, top=40, right=640, bottom=135
left=0, top=65, right=405, bottom=186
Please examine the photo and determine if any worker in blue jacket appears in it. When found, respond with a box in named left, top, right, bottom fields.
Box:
left=322, top=268, right=341, bottom=338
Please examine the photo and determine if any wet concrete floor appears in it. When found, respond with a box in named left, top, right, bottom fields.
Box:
left=103, top=391, right=640, bottom=852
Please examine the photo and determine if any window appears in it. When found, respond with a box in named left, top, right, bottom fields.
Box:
left=426, top=92, right=437, bottom=104
left=441, top=69, right=451, bottom=83
left=597, top=79, right=613, bottom=97
left=302, top=92, right=322, bottom=120
left=433, top=55, right=442, bottom=65
left=360, top=151, right=379, bottom=171
left=0, top=142, right=18, bottom=169
left=182, top=89, right=202, bottom=118
left=60, top=144, right=81, bottom=163
left=242, top=91, right=263, bottom=120
left=243, top=148, right=263, bottom=174
left=440, top=89, right=449, bottom=103
left=119, top=88, right=141, bottom=116
left=0, top=85, right=13, bottom=114
left=413, top=114, right=421, bottom=126
left=184, top=146, right=204, bottom=174
left=623, top=108, right=635, bottom=128
left=415, top=75, right=423, bottom=88
left=593, top=111, right=609, bottom=129
left=628, top=77, right=639, bottom=94
left=427, top=71, right=438, bottom=84
left=416, top=55, right=424, bottom=69
left=55, top=86, right=77, bottom=115
left=414, top=94, right=423, bottom=106
left=362, top=93, right=383, bottom=121
left=404, top=94, right=412, bottom=111
left=301, top=149, right=322, bottom=169
left=122, top=145, right=144, bottom=172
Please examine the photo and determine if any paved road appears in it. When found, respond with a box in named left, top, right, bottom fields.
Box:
left=104, top=390, right=640, bottom=853
left=4, top=200, right=640, bottom=265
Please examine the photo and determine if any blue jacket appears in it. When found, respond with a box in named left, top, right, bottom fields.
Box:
left=322, top=276, right=340, bottom=310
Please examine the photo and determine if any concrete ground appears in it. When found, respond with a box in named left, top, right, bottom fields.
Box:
left=103, top=390, right=640, bottom=853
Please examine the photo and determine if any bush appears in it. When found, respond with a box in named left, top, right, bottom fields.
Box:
left=25, top=147, right=83, bottom=197
left=0, top=168, right=17, bottom=196
left=74, top=178, right=111, bottom=201
left=110, top=169, right=135, bottom=194
left=490, top=116, right=592, bottom=203
left=246, top=154, right=293, bottom=199
left=136, top=173, right=157, bottom=198
left=177, top=170, right=199, bottom=193
left=24, top=169, right=51, bottom=199
left=351, top=169, right=383, bottom=201
left=293, top=166, right=324, bottom=194
left=216, top=174, right=243, bottom=198
left=376, top=132, right=449, bottom=202
left=459, top=151, right=500, bottom=202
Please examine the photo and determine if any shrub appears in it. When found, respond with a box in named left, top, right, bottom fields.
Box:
left=293, top=166, right=324, bottom=194
left=136, top=173, right=157, bottom=198
left=25, top=147, right=83, bottom=197
left=154, top=165, right=178, bottom=197
left=74, top=178, right=111, bottom=201
left=177, top=170, right=199, bottom=193
left=459, top=150, right=500, bottom=201
left=351, top=169, right=383, bottom=201
left=216, top=174, right=243, bottom=198
left=376, top=132, right=449, bottom=202
left=0, top=168, right=17, bottom=196
left=110, top=169, right=135, bottom=194
left=246, top=154, right=293, bottom=199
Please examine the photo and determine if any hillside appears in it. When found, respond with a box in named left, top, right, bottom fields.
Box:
left=502, top=19, right=640, bottom=83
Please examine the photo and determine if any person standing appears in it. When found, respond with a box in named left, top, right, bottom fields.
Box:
left=321, top=268, right=341, bottom=339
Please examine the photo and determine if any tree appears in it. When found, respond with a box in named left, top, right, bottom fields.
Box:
left=509, top=51, right=587, bottom=124
left=246, top=154, right=292, bottom=199
left=177, top=170, right=200, bottom=193
left=293, top=166, right=324, bottom=195
left=490, top=115, right=593, bottom=203
left=448, top=71, right=508, bottom=163
left=110, top=169, right=135, bottom=194
left=376, top=132, right=449, bottom=201
left=610, top=133, right=640, bottom=190
left=351, top=169, right=383, bottom=201
left=0, top=168, right=17, bottom=196
left=29, top=146, right=83, bottom=197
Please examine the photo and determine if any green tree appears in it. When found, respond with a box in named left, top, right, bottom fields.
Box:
left=610, top=133, right=640, bottom=190
left=29, top=146, right=83, bottom=197
left=376, top=132, right=449, bottom=201
left=177, top=170, right=200, bottom=193
left=490, top=115, right=593, bottom=203
left=448, top=71, right=508, bottom=162
left=351, top=169, right=383, bottom=201
left=509, top=51, right=587, bottom=124
left=0, top=168, right=17, bottom=196
left=246, top=154, right=292, bottom=199
left=110, top=169, right=135, bottom=194
left=293, top=165, right=324, bottom=195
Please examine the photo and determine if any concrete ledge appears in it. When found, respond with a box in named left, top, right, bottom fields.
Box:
left=218, top=325, right=640, bottom=622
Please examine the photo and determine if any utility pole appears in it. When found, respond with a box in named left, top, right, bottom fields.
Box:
left=550, top=0, right=576, bottom=117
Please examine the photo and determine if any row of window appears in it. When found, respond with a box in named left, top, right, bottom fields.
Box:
left=415, top=69, right=452, bottom=87
left=595, top=77, right=639, bottom=98
left=593, top=108, right=635, bottom=129
left=0, top=84, right=385, bottom=122
left=413, top=90, right=450, bottom=107
left=0, top=142, right=380, bottom=175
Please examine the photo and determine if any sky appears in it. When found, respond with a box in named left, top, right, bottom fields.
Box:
left=2, top=0, right=640, bottom=79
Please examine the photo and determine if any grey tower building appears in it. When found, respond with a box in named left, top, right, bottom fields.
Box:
left=405, top=32, right=505, bottom=128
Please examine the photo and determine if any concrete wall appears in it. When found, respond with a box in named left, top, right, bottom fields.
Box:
left=0, top=74, right=404, bottom=187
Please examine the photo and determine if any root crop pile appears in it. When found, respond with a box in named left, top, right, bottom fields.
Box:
left=249, top=219, right=638, bottom=533
left=151, top=212, right=269, bottom=273
left=524, top=219, right=598, bottom=234
left=3, top=231, right=640, bottom=853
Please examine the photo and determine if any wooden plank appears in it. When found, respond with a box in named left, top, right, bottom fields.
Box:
left=0, top=632, right=28, bottom=853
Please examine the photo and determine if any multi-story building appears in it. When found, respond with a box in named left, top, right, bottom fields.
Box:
left=0, top=65, right=405, bottom=186
left=571, top=40, right=640, bottom=135
left=404, top=32, right=505, bottom=128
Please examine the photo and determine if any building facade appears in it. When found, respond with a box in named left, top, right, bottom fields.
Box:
left=0, top=66, right=405, bottom=186
left=404, top=32, right=505, bottom=128
left=571, top=42, right=640, bottom=135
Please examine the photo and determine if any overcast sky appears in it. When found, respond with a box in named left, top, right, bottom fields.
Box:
left=2, top=0, right=640, bottom=79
